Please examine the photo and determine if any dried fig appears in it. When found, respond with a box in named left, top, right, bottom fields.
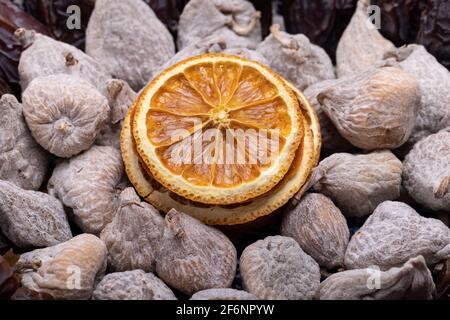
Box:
left=403, top=129, right=450, bottom=211
left=16, top=29, right=110, bottom=92
left=22, top=74, right=109, bottom=158
left=95, top=79, right=137, bottom=149
left=86, top=0, right=175, bottom=91
left=48, top=146, right=127, bottom=235
left=281, top=193, right=349, bottom=269
left=240, top=236, right=320, bottom=300
left=257, top=24, right=335, bottom=90
left=0, top=180, right=72, bottom=248
left=345, top=201, right=450, bottom=270
left=92, top=270, right=176, bottom=300
left=190, top=288, right=258, bottom=300
left=15, top=234, right=107, bottom=300
left=319, top=256, right=435, bottom=300
left=310, top=151, right=402, bottom=217
left=317, top=66, right=420, bottom=150
left=155, top=209, right=237, bottom=295
left=336, top=0, right=395, bottom=77
left=304, top=81, right=353, bottom=155
left=100, top=188, right=164, bottom=272
left=384, top=44, right=450, bottom=144
left=177, top=0, right=262, bottom=50
left=0, top=94, right=48, bottom=190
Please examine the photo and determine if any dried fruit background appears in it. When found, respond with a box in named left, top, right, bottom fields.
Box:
left=0, top=0, right=449, bottom=300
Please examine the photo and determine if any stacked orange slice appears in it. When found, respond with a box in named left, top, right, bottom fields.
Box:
left=121, top=54, right=321, bottom=225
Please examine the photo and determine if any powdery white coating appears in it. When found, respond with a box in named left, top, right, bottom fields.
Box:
left=317, top=66, right=420, bottom=150
left=0, top=94, right=48, bottom=190
left=100, top=188, right=164, bottom=272
left=311, top=151, right=402, bottom=217
left=156, top=209, right=237, bottom=295
left=0, top=180, right=72, bottom=248
left=257, top=24, right=335, bottom=90
left=15, top=234, right=107, bottom=300
left=22, top=74, right=110, bottom=158
left=48, top=146, right=127, bottom=235
left=281, top=193, right=349, bottom=269
left=92, top=270, right=176, bottom=300
left=319, top=256, right=435, bottom=300
left=345, top=201, right=450, bottom=270
left=190, top=288, right=258, bottom=300
left=403, top=130, right=450, bottom=211
left=336, top=0, right=395, bottom=77
left=384, top=45, right=450, bottom=145
left=95, top=79, right=137, bottom=149
left=221, top=48, right=268, bottom=65
left=240, top=236, right=320, bottom=300
left=86, top=0, right=175, bottom=91
left=16, top=29, right=111, bottom=93
left=304, top=81, right=353, bottom=155
left=177, top=0, right=262, bottom=50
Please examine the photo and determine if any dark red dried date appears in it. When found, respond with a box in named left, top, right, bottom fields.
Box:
left=0, top=255, right=19, bottom=300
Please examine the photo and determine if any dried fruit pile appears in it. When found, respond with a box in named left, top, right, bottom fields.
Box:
left=0, top=0, right=449, bottom=301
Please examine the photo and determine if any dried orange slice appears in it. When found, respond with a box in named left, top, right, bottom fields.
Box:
left=133, top=54, right=303, bottom=205
left=121, top=84, right=320, bottom=225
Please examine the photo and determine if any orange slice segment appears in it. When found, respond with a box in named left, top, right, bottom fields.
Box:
left=133, top=54, right=303, bottom=205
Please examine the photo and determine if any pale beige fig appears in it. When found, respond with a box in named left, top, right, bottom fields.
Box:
left=190, top=288, right=258, bottom=300
left=304, top=81, right=353, bottom=155
left=384, top=44, right=450, bottom=145
left=319, top=256, right=435, bottom=300
left=336, top=0, right=395, bottom=77
left=177, top=0, right=261, bottom=50
left=345, top=201, right=450, bottom=270
left=281, top=193, right=349, bottom=269
left=257, top=24, right=335, bottom=90
left=403, top=129, right=450, bottom=211
left=240, top=236, right=320, bottom=300
left=310, top=151, right=402, bottom=217
left=15, top=234, right=107, bottom=300
left=92, top=270, right=176, bottom=300
left=86, top=0, right=175, bottom=91
left=95, top=79, right=137, bottom=149
left=317, top=66, right=420, bottom=150
left=155, top=209, right=237, bottom=295
left=0, top=180, right=72, bottom=248
left=16, top=29, right=110, bottom=92
left=100, top=188, right=164, bottom=272
left=221, top=47, right=268, bottom=65
left=48, top=146, right=127, bottom=235
left=22, top=74, right=109, bottom=158
left=0, top=94, right=48, bottom=190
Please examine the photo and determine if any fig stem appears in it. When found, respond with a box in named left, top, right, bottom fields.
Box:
left=14, top=28, right=36, bottom=49
left=228, top=11, right=261, bottom=36
left=65, top=53, right=78, bottom=66
left=270, top=24, right=299, bottom=50
left=435, top=176, right=450, bottom=198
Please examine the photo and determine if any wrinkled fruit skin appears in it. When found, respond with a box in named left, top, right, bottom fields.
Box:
left=15, top=234, right=107, bottom=300
left=403, top=129, right=450, bottom=211
left=17, top=30, right=111, bottom=93
left=317, top=66, right=420, bottom=150
left=48, top=146, right=127, bottom=235
left=0, top=94, right=48, bottom=190
left=177, top=0, right=262, bottom=50
left=240, top=236, right=320, bottom=300
left=0, top=180, right=72, bottom=248
left=311, top=151, right=402, bottom=218
left=190, top=288, right=258, bottom=300
left=336, top=0, right=395, bottom=77
left=319, top=256, right=435, bottom=300
left=281, top=193, right=349, bottom=269
left=92, top=270, right=176, bottom=300
left=257, top=25, right=335, bottom=90
left=100, top=188, right=164, bottom=272
left=345, top=201, right=450, bottom=270
left=86, top=0, right=175, bottom=91
left=22, top=74, right=109, bottom=158
left=156, top=209, right=237, bottom=295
